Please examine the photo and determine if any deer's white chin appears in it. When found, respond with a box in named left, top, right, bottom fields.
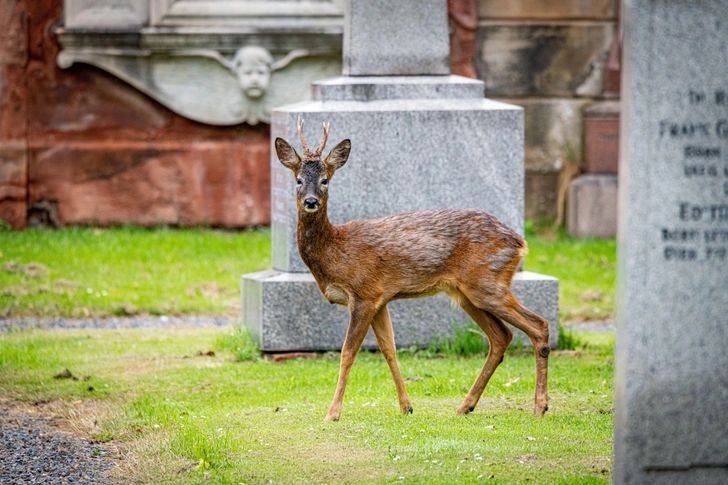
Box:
left=304, top=206, right=319, bottom=213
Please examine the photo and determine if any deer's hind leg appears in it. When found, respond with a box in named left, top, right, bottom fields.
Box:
left=370, top=304, right=413, bottom=415
left=459, top=282, right=550, bottom=417
left=453, top=292, right=513, bottom=415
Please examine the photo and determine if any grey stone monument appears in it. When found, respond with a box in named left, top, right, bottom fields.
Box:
left=614, top=1, right=728, bottom=483
left=242, top=0, right=559, bottom=352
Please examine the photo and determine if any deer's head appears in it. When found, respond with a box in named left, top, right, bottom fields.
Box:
left=275, top=117, right=351, bottom=214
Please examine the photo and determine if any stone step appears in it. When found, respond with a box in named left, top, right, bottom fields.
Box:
left=312, top=75, right=485, bottom=102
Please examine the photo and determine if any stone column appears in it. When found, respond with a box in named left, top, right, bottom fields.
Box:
left=242, top=0, right=559, bottom=352
left=614, top=1, right=728, bottom=483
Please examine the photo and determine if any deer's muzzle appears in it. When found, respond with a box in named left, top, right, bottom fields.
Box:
left=303, top=197, right=320, bottom=213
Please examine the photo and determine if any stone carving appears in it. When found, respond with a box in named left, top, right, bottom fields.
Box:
left=57, top=47, right=341, bottom=125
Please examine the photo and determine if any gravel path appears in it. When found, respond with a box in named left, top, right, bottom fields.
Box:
left=0, top=410, right=118, bottom=484
left=1, top=316, right=615, bottom=333
left=564, top=320, right=616, bottom=333
left=1, top=315, right=237, bottom=333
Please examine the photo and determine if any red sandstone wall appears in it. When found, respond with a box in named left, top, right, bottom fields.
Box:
left=0, top=0, right=271, bottom=229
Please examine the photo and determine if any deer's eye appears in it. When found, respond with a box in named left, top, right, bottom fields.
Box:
left=321, top=179, right=328, bottom=186
left=296, top=178, right=302, bottom=185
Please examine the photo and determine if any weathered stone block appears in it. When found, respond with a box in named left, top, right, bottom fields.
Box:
left=0, top=147, right=27, bottom=228
left=525, top=169, right=559, bottom=222
left=0, top=0, right=27, bottom=65
left=477, top=23, right=615, bottom=97
left=242, top=270, right=559, bottom=351
left=496, top=98, right=589, bottom=171
left=567, top=175, right=617, bottom=238
left=28, top=140, right=271, bottom=227
left=478, top=0, right=616, bottom=20
left=344, top=0, right=450, bottom=76
left=64, top=0, right=148, bottom=29
left=584, top=101, right=620, bottom=174
left=615, top=1, right=728, bottom=483
left=271, top=89, right=524, bottom=272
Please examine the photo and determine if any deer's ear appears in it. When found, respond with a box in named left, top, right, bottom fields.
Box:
left=275, top=138, right=301, bottom=171
left=324, top=139, right=351, bottom=172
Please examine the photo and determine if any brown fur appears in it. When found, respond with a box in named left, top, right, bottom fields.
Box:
left=276, top=125, right=550, bottom=422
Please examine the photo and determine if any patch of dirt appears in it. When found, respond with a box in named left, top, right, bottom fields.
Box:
left=2, top=262, right=23, bottom=273
left=1, top=286, right=30, bottom=296
left=579, top=290, right=604, bottom=302
left=0, top=396, right=116, bottom=442
left=24, top=263, right=49, bottom=279
left=185, top=282, right=234, bottom=300
left=1, top=262, right=50, bottom=280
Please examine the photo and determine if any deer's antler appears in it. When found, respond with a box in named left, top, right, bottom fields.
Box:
left=297, top=116, right=330, bottom=159
left=297, top=116, right=313, bottom=159
left=316, top=122, right=330, bottom=157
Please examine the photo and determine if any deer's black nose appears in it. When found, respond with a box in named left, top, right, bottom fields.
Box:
left=303, top=197, right=320, bottom=211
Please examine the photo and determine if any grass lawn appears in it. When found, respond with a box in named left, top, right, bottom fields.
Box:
left=0, top=226, right=615, bottom=322
left=0, top=327, right=614, bottom=484
left=0, top=227, right=270, bottom=318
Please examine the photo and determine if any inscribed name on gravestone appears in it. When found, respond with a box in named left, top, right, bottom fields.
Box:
left=659, top=92, right=728, bottom=262
left=615, top=1, right=728, bottom=483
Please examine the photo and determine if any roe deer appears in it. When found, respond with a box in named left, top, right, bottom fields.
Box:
left=275, top=118, right=550, bottom=422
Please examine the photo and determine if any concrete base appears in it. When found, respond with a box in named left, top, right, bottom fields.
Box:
left=241, top=270, right=559, bottom=352
left=567, top=174, right=618, bottom=238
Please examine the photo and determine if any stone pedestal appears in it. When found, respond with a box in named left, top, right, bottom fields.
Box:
left=243, top=271, right=558, bottom=352
left=614, top=1, right=728, bottom=483
left=241, top=0, right=560, bottom=352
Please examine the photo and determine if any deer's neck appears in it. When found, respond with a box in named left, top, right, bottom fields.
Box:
left=296, top=205, right=335, bottom=270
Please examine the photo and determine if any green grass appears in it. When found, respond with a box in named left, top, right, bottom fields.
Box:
left=0, top=227, right=270, bottom=318
left=524, top=225, right=616, bottom=322
left=0, top=327, right=614, bottom=484
left=0, top=225, right=615, bottom=322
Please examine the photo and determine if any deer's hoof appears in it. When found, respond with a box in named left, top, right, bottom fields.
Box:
left=534, top=403, right=548, bottom=417
left=456, top=404, right=474, bottom=415
left=408, top=406, right=413, bottom=414
left=323, top=413, right=340, bottom=422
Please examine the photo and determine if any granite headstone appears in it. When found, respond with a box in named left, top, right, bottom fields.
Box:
left=614, top=1, right=728, bottom=483
left=343, top=0, right=449, bottom=76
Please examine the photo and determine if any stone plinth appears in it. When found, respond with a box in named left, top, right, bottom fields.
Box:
left=343, top=0, right=449, bottom=76
left=242, top=270, right=558, bottom=352
left=312, top=76, right=484, bottom=102
left=271, top=77, right=525, bottom=273
left=614, top=1, right=728, bottom=483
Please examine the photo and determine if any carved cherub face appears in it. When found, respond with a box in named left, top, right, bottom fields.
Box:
left=232, top=46, right=273, bottom=99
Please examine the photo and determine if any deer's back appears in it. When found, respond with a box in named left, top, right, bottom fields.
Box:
left=333, top=209, right=526, bottom=300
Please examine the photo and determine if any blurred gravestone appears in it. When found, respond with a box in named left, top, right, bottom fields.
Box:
left=614, top=1, right=728, bottom=483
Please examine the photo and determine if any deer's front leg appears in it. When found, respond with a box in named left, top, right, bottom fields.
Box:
left=370, top=305, right=412, bottom=415
left=325, top=300, right=377, bottom=422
